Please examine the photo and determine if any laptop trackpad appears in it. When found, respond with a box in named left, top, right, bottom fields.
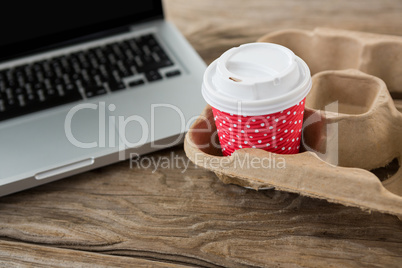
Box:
left=0, top=105, right=117, bottom=181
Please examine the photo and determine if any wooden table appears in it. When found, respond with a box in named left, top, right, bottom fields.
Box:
left=1, top=1, right=402, bottom=267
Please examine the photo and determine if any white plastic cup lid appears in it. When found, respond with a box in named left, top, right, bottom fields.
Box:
left=202, top=43, right=312, bottom=116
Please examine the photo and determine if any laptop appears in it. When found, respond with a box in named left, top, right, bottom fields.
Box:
left=0, top=0, right=206, bottom=196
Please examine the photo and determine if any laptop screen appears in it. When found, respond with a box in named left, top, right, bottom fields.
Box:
left=0, top=0, right=163, bottom=62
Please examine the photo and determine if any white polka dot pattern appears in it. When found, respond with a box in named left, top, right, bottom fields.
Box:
left=212, top=98, right=306, bottom=156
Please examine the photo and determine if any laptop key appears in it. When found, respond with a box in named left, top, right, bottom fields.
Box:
left=26, top=92, right=36, bottom=103
left=3, top=99, right=17, bottom=113
left=98, top=65, right=110, bottom=81
left=92, top=48, right=107, bottom=64
left=127, top=39, right=142, bottom=55
left=17, top=94, right=26, bottom=107
left=15, top=87, right=24, bottom=95
left=108, top=80, right=126, bottom=92
left=0, top=99, right=5, bottom=112
left=16, top=71, right=26, bottom=87
left=111, top=43, right=124, bottom=59
left=5, top=88, right=14, bottom=102
left=95, top=87, right=108, bottom=96
left=37, top=88, right=46, bottom=102
left=56, top=84, right=66, bottom=97
left=24, top=66, right=35, bottom=83
left=128, top=79, right=145, bottom=87
left=84, top=85, right=107, bottom=98
left=107, top=53, right=117, bottom=65
left=25, top=83, right=34, bottom=97
left=78, top=52, right=90, bottom=69
left=43, top=61, right=54, bottom=78
left=166, top=70, right=181, bottom=78
left=145, top=70, right=162, bottom=82
left=5, top=70, right=16, bottom=88
left=124, top=60, right=136, bottom=74
left=116, top=61, right=133, bottom=77
left=65, top=83, right=77, bottom=92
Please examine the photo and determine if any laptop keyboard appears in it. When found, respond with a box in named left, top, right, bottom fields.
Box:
left=0, top=33, right=181, bottom=122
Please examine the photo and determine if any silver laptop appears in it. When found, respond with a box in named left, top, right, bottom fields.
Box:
left=0, top=0, right=206, bottom=196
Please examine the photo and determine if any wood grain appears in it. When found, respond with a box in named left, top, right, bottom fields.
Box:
left=1, top=148, right=402, bottom=267
left=0, top=240, right=187, bottom=267
left=164, top=0, right=402, bottom=65
left=1, top=0, right=402, bottom=267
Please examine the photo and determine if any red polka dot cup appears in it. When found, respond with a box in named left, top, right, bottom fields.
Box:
left=202, top=43, right=312, bottom=156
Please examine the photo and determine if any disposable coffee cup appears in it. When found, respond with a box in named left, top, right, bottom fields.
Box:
left=202, top=43, right=312, bottom=156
